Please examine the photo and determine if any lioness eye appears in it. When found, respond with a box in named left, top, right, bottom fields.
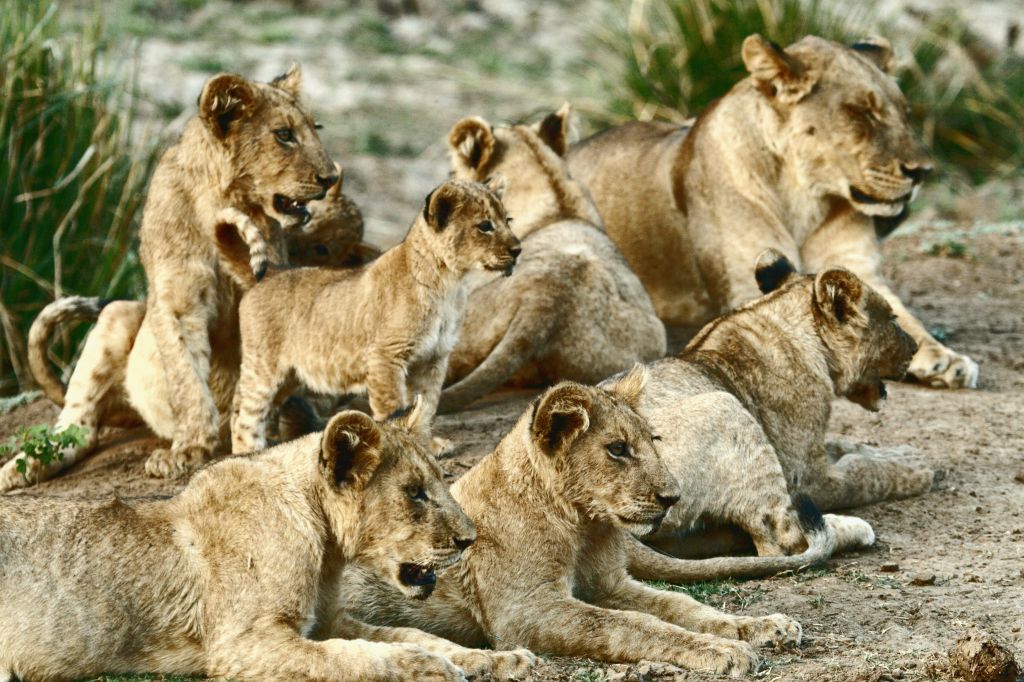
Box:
left=606, top=441, right=630, bottom=459
left=477, top=220, right=494, bottom=233
left=274, top=128, right=296, bottom=144
left=407, top=485, right=427, bottom=501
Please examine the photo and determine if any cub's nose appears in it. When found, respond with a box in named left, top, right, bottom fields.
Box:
left=656, top=493, right=681, bottom=510
left=900, top=163, right=932, bottom=184
left=453, top=536, right=474, bottom=551
left=509, top=243, right=522, bottom=259
left=316, top=173, right=340, bottom=191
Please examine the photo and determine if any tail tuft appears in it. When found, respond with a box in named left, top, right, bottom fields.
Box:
left=794, top=493, right=826, bottom=534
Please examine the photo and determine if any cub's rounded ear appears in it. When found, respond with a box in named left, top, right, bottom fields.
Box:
left=754, top=248, right=798, bottom=294
left=199, top=73, right=260, bottom=138
left=533, top=102, right=573, bottom=157
left=484, top=174, right=507, bottom=201
left=321, top=411, right=382, bottom=489
left=271, top=63, right=303, bottom=97
left=423, top=181, right=461, bottom=231
left=449, top=117, right=495, bottom=173
left=813, top=268, right=865, bottom=325
left=851, top=36, right=894, bottom=74
left=605, top=363, right=648, bottom=411
left=530, top=382, right=592, bottom=457
left=741, top=34, right=816, bottom=103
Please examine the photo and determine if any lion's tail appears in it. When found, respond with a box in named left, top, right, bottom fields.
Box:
left=438, top=305, right=554, bottom=414
left=27, top=296, right=110, bottom=407
left=627, top=495, right=866, bottom=583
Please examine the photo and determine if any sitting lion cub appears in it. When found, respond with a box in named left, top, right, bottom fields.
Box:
left=231, top=178, right=520, bottom=453
left=0, top=407, right=479, bottom=681
left=335, top=368, right=806, bottom=677
left=622, top=250, right=934, bottom=582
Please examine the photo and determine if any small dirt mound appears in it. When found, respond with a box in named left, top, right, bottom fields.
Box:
left=947, top=629, right=1019, bottom=682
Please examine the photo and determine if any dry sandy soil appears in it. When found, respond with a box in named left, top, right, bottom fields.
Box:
left=3, top=215, right=1022, bottom=681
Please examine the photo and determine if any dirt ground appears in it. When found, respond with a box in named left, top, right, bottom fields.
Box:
left=3, top=215, right=1022, bottom=681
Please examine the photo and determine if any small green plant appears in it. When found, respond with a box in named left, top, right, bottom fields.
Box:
left=928, top=239, right=968, bottom=258
left=0, top=423, right=88, bottom=477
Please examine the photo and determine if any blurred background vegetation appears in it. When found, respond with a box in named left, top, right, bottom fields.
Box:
left=1, top=0, right=1021, bottom=396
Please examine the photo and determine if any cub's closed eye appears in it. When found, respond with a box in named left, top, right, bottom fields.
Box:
left=407, top=485, right=428, bottom=502
left=651, top=434, right=662, bottom=441
left=477, top=220, right=494, bottom=233
left=606, top=441, right=630, bottom=458
left=274, top=128, right=296, bottom=143
left=314, top=123, right=324, bottom=130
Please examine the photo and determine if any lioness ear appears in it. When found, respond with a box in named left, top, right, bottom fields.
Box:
left=199, top=73, right=260, bottom=138
left=606, top=363, right=648, bottom=411
left=321, top=411, right=382, bottom=489
left=531, top=382, right=592, bottom=457
left=755, top=248, right=799, bottom=294
left=423, top=181, right=460, bottom=231
left=484, top=174, right=507, bottom=201
left=741, top=34, right=816, bottom=103
left=813, top=268, right=865, bottom=325
left=271, top=63, right=303, bottom=97
left=534, top=102, right=573, bottom=157
left=851, top=36, right=894, bottom=74
left=449, top=117, right=495, bottom=173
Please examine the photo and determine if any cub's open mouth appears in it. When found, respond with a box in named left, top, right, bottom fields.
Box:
left=618, top=512, right=666, bottom=532
left=273, top=194, right=312, bottom=224
left=485, top=258, right=517, bottom=277
left=850, top=186, right=911, bottom=206
left=399, top=563, right=437, bottom=588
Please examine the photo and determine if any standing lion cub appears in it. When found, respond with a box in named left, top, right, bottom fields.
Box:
left=231, top=178, right=519, bottom=453
left=0, top=407, right=478, bottom=681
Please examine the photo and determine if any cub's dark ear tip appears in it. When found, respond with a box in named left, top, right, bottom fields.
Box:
left=754, top=249, right=797, bottom=294
left=794, top=493, right=825, bottom=533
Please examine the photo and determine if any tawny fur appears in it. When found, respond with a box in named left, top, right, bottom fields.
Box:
left=568, top=34, right=978, bottom=389
left=335, top=369, right=807, bottom=678
left=621, top=250, right=934, bottom=582
left=231, top=178, right=520, bottom=454
left=0, top=408, right=484, bottom=681
left=439, top=104, right=666, bottom=412
left=8, top=174, right=364, bottom=492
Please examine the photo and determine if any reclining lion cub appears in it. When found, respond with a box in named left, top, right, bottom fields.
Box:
left=568, top=34, right=978, bottom=390
left=336, top=368, right=815, bottom=678
left=438, top=104, right=666, bottom=412
left=0, top=405, right=513, bottom=681
left=620, top=250, right=934, bottom=582
left=0, top=66, right=338, bottom=492
left=231, top=178, right=520, bottom=454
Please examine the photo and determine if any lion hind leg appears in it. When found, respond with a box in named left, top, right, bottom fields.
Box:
left=805, top=447, right=935, bottom=511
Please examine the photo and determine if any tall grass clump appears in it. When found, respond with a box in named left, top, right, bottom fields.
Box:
left=1, top=0, right=160, bottom=395
left=592, top=0, right=1023, bottom=180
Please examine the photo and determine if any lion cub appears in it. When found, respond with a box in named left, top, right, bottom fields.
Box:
left=335, top=367, right=804, bottom=678
left=0, top=407, right=477, bottom=681
left=231, top=178, right=519, bottom=453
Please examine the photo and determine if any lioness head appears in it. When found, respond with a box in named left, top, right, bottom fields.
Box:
left=529, top=366, right=681, bottom=536
left=286, top=163, right=366, bottom=266
left=741, top=34, right=931, bottom=225
left=197, top=64, right=337, bottom=228
left=447, top=104, right=602, bottom=236
left=317, top=404, right=475, bottom=599
left=417, top=178, right=521, bottom=276
left=755, top=249, right=918, bottom=411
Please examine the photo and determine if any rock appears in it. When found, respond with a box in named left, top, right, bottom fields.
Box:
left=880, top=562, right=900, bottom=573
left=910, top=573, right=936, bottom=586
left=948, top=629, right=1019, bottom=682
left=1014, top=470, right=1024, bottom=484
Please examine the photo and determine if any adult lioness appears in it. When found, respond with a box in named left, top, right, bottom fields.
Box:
left=0, top=66, right=337, bottom=491
left=568, top=34, right=978, bottom=389
left=438, top=105, right=666, bottom=412
left=335, top=369, right=832, bottom=677
left=0, top=406, right=500, bottom=681
left=620, top=250, right=934, bottom=582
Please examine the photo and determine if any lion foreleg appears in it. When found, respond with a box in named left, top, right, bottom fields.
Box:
left=595, top=576, right=802, bottom=649
left=230, top=360, right=285, bottom=454
left=365, top=350, right=410, bottom=420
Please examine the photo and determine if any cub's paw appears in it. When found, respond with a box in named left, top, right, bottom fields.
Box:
left=388, top=644, right=466, bottom=682
left=431, top=436, right=456, bottom=458
left=489, top=648, right=538, bottom=679
left=144, top=445, right=211, bottom=479
left=0, top=456, right=34, bottom=492
left=693, top=639, right=758, bottom=678
left=908, top=342, right=978, bottom=389
left=738, top=613, right=802, bottom=648
left=824, top=513, right=875, bottom=552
